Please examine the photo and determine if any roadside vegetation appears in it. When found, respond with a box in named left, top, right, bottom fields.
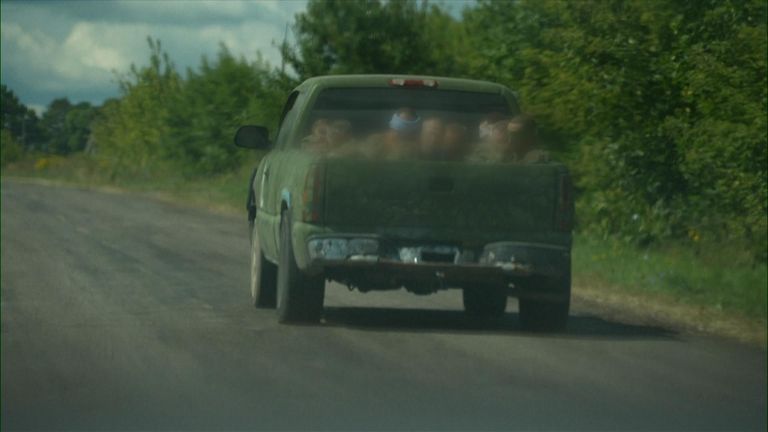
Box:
left=2, top=0, right=765, bottom=340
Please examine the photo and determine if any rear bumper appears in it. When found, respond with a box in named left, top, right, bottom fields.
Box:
left=322, top=260, right=568, bottom=301
left=301, top=231, right=570, bottom=300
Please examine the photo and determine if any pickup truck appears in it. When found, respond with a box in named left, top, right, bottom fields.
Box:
left=235, top=75, right=574, bottom=331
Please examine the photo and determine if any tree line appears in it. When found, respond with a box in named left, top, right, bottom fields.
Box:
left=1, top=86, right=97, bottom=157
left=1, top=0, right=766, bottom=259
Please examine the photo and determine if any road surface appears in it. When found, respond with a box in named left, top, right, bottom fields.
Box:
left=2, top=179, right=765, bottom=431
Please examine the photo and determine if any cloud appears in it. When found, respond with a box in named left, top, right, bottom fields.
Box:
left=3, top=0, right=295, bottom=27
left=0, top=0, right=465, bottom=111
left=0, top=0, right=308, bottom=109
left=1, top=20, right=126, bottom=95
left=62, top=23, right=134, bottom=74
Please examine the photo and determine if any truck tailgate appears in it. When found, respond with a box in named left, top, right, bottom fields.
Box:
left=323, top=159, right=560, bottom=233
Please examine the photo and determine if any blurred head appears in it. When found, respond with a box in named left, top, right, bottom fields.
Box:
left=389, top=107, right=421, bottom=137
left=383, top=108, right=421, bottom=159
left=419, top=117, right=445, bottom=157
left=479, top=112, right=506, bottom=140
left=443, top=122, right=468, bottom=160
left=312, top=119, right=328, bottom=135
left=396, top=107, right=418, bottom=122
left=310, top=119, right=329, bottom=139
left=488, top=120, right=511, bottom=152
left=326, top=119, right=352, bottom=145
left=508, top=114, right=537, bottom=156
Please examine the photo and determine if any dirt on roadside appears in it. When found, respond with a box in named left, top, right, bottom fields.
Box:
left=572, top=281, right=766, bottom=349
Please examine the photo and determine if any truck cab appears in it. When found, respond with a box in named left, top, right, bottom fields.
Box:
left=236, top=75, right=574, bottom=331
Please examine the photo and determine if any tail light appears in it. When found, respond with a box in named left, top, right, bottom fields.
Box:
left=556, top=173, right=574, bottom=231
left=302, top=164, right=325, bottom=223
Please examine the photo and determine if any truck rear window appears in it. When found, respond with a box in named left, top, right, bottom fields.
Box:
left=305, top=87, right=512, bottom=138
left=295, top=86, right=548, bottom=164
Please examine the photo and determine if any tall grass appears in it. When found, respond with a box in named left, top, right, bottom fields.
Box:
left=572, top=234, right=767, bottom=319
left=2, top=153, right=257, bottom=212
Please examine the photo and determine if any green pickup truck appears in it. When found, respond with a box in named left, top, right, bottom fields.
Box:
left=235, top=75, right=574, bottom=331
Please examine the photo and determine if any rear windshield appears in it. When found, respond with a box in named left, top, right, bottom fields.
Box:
left=303, top=87, right=513, bottom=138
left=294, top=86, right=549, bottom=164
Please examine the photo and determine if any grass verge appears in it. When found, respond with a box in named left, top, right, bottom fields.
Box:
left=2, top=154, right=250, bottom=213
left=3, top=155, right=766, bottom=347
left=572, top=236, right=766, bottom=346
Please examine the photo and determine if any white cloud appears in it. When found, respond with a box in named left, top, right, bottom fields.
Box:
left=0, top=0, right=308, bottom=108
left=61, top=23, right=134, bottom=73
left=197, top=21, right=285, bottom=65
left=1, top=20, right=127, bottom=93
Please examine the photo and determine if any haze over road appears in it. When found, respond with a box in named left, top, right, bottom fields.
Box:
left=1, top=179, right=765, bottom=431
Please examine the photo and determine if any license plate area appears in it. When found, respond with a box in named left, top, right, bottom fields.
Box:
left=398, top=246, right=460, bottom=264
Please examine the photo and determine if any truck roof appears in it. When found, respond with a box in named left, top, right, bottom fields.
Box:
left=295, top=75, right=510, bottom=95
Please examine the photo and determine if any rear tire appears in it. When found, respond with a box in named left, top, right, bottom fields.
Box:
left=519, top=299, right=569, bottom=332
left=276, top=210, right=324, bottom=323
left=518, top=277, right=570, bottom=332
left=462, top=285, right=507, bottom=318
left=250, top=223, right=277, bottom=308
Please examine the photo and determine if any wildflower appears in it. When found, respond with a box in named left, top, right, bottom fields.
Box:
left=687, top=228, right=701, bottom=242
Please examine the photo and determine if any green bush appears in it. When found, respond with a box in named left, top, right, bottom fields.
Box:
left=1, top=128, right=24, bottom=167
left=90, top=38, right=181, bottom=178
left=165, top=46, right=290, bottom=175
left=89, top=39, right=292, bottom=178
left=463, top=0, right=767, bottom=260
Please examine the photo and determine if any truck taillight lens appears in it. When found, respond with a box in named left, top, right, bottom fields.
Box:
left=556, top=173, right=574, bottom=232
left=302, top=164, right=325, bottom=223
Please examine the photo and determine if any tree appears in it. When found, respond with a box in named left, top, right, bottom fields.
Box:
left=1, top=128, right=24, bottom=166
left=1, top=85, right=43, bottom=150
left=90, top=38, right=182, bottom=176
left=64, top=102, right=97, bottom=153
left=463, top=0, right=767, bottom=257
left=165, top=46, right=289, bottom=174
left=280, top=0, right=468, bottom=79
left=39, top=99, right=96, bottom=154
left=40, top=98, right=73, bottom=154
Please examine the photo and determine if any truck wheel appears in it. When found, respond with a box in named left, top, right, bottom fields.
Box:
left=518, top=278, right=570, bottom=332
left=250, top=223, right=277, bottom=308
left=519, top=299, right=569, bottom=331
left=462, top=285, right=507, bottom=318
left=276, top=210, right=324, bottom=323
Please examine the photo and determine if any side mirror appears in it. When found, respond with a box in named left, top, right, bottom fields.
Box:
left=234, top=125, right=270, bottom=149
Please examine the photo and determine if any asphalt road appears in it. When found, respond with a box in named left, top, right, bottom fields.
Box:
left=2, top=179, right=766, bottom=431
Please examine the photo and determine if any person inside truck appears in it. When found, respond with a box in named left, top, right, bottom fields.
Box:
left=324, top=119, right=356, bottom=157
left=362, top=107, right=421, bottom=159
left=385, top=107, right=421, bottom=159
left=441, top=122, right=469, bottom=161
left=507, top=114, right=550, bottom=163
left=418, top=117, right=446, bottom=160
left=467, top=117, right=511, bottom=163
left=468, top=114, right=550, bottom=163
left=418, top=119, right=469, bottom=161
left=302, top=118, right=330, bottom=150
left=477, top=112, right=507, bottom=143
left=303, top=118, right=355, bottom=156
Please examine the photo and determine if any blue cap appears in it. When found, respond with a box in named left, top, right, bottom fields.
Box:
left=389, top=112, right=421, bottom=132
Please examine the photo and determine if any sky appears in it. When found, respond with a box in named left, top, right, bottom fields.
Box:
left=1, top=0, right=471, bottom=115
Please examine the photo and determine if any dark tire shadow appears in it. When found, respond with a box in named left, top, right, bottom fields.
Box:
left=321, top=306, right=676, bottom=340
